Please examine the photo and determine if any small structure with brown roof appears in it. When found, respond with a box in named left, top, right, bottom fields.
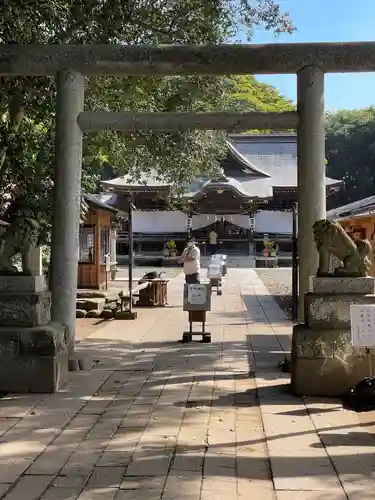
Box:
left=78, top=193, right=125, bottom=290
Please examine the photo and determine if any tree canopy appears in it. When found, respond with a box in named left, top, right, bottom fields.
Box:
left=229, top=75, right=293, bottom=112
left=0, top=0, right=294, bottom=234
left=326, top=107, right=375, bottom=209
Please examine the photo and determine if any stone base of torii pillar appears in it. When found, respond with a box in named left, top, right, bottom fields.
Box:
left=291, top=276, right=375, bottom=397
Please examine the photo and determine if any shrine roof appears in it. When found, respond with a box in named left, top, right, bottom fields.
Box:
left=82, top=193, right=123, bottom=215
left=101, top=172, right=170, bottom=190
left=327, top=195, right=375, bottom=220
left=229, top=133, right=341, bottom=192
left=101, top=133, right=342, bottom=200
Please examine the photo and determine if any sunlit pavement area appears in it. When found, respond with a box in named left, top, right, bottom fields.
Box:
left=0, top=269, right=374, bottom=499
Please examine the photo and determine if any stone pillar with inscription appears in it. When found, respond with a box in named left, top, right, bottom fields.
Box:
left=110, top=228, right=117, bottom=265
left=28, top=246, right=43, bottom=276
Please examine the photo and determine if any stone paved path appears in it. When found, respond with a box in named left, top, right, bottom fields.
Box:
left=0, top=270, right=374, bottom=499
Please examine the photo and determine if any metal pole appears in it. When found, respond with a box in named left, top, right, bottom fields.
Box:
left=128, top=201, right=133, bottom=313
left=292, top=202, right=299, bottom=321
left=248, top=212, right=253, bottom=256
left=187, top=210, right=192, bottom=238
left=51, top=70, right=84, bottom=368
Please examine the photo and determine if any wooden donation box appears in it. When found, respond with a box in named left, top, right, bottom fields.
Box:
left=137, top=278, right=169, bottom=307
left=182, top=283, right=211, bottom=343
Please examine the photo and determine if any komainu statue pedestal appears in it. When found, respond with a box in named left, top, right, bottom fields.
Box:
left=291, top=276, right=375, bottom=397
left=0, top=276, right=69, bottom=393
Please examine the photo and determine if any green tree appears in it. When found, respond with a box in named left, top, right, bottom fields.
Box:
left=326, top=107, right=375, bottom=209
left=227, top=75, right=294, bottom=133
left=229, top=75, right=294, bottom=112
left=0, top=0, right=294, bottom=231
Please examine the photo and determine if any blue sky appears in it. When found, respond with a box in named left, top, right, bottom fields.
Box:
left=245, top=0, right=375, bottom=111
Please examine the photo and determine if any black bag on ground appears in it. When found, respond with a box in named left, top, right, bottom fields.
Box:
left=342, top=377, right=375, bottom=412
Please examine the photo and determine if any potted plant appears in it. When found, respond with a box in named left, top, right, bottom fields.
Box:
left=264, top=240, right=276, bottom=257
left=166, top=240, right=177, bottom=257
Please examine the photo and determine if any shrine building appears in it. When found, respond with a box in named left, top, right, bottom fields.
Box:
left=100, top=133, right=342, bottom=265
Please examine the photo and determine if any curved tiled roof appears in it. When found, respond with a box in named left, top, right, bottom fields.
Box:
left=230, top=133, right=340, bottom=191
left=101, top=133, right=342, bottom=199
left=327, top=195, right=375, bottom=220
left=101, top=172, right=170, bottom=190
left=226, top=141, right=270, bottom=178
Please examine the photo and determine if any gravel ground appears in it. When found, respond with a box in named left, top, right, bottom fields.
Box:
left=255, top=268, right=293, bottom=319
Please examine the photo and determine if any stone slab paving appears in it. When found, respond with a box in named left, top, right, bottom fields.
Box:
left=0, top=270, right=374, bottom=499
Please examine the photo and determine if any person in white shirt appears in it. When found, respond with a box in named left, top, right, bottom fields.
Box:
left=179, top=237, right=201, bottom=283
left=208, top=229, right=218, bottom=255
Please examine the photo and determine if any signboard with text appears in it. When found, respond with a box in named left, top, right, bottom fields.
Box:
left=350, top=304, right=375, bottom=347
left=183, top=283, right=211, bottom=312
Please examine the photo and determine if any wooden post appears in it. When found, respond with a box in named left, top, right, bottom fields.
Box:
left=95, top=211, right=101, bottom=289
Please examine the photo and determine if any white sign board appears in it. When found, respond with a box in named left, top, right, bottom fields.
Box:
left=350, top=304, right=375, bottom=347
left=210, top=254, right=221, bottom=262
left=133, top=211, right=187, bottom=233
left=188, top=284, right=207, bottom=305
left=207, top=264, right=221, bottom=279
left=255, top=210, right=293, bottom=234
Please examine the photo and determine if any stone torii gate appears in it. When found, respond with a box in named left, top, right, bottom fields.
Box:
left=1, top=42, right=375, bottom=354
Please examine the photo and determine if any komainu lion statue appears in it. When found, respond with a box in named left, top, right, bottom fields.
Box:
left=0, top=217, right=40, bottom=275
left=313, top=219, right=372, bottom=277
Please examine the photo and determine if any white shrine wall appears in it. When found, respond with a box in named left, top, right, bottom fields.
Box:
left=131, top=210, right=293, bottom=234
left=133, top=211, right=187, bottom=233
left=254, top=210, right=293, bottom=234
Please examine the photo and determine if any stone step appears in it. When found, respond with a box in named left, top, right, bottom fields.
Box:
left=76, top=298, right=106, bottom=312
left=77, top=289, right=107, bottom=299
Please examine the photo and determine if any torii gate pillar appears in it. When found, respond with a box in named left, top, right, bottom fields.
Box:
left=51, top=70, right=84, bottom=366
left=297, top=66, right=326, bottom=320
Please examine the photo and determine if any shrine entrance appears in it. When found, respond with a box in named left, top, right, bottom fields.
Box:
left=2, top=41, right=373, bottom=351
left=192, top=217, right=250, bottom=256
